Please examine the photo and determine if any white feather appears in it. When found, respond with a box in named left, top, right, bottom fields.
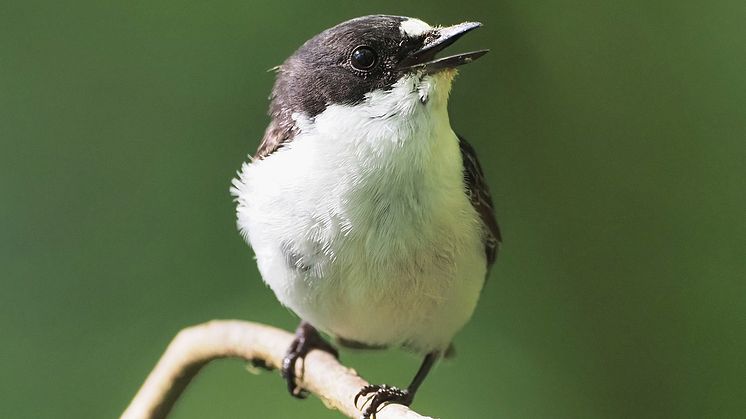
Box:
left=231, top=71, right=486, bottom=353
left=400, top=18, right=432, bottom=37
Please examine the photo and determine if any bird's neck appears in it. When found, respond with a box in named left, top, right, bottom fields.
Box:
left=294, top=72, right=457, bottom=172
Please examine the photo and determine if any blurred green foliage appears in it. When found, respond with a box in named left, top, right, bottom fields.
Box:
left=1, top=1, right=744, bottom=418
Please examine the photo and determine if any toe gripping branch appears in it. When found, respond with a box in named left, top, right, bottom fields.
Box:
left=281, top=321, right=339, bottom=398
left=355, top=384, right=414, bottom=419
left=354, top=351, right=440, bottom=419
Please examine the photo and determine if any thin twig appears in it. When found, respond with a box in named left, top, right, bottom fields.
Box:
left=121, top=320, right=433, bottom=419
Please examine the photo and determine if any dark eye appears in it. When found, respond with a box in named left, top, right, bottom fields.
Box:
left=351, top=46, right=377, bottom=70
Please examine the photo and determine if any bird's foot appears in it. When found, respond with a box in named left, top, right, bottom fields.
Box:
left=355, top=384, right=413, bottom=419
left=282, top=322, right=339, bottom=399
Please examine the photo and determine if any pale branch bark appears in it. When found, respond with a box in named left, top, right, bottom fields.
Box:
left=121, top=320, right=434, bottom=419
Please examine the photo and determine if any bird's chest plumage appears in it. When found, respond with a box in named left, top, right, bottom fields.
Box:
left=233, top=91, right=486, bottom=352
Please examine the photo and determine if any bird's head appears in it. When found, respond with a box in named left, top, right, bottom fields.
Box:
left=267, top=15, right=487, bottom=126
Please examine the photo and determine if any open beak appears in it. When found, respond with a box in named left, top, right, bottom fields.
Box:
left=398, top=21, right=488, bottom=74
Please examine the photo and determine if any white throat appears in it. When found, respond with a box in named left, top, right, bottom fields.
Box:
left=292, top=71, right=457, bottom=167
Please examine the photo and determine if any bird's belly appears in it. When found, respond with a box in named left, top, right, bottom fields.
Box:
left=256, top=224, right=485, bottom=352
left=307, top=236, right=486, bottom=352
left=233, top=124, right=487, bottom=352
left=242, top=182, right=487, bottom=352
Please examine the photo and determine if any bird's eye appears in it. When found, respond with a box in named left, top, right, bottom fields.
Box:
left=351, top=46, right=377, bottom=70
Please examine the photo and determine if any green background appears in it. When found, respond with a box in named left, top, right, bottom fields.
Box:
left=2, top=1, right=744, bottom=418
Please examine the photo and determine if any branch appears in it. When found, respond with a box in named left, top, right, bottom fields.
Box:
left=121, top=320, right=433, bottom=419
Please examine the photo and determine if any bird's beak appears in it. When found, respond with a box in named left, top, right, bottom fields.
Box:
left=398, top=22, right=488, bottom=73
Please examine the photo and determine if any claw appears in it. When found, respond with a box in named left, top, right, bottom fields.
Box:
left=354, top=390, right=363, bottom=408
left=354, top=384, right=378, bottom=409
left=281, top=322, right=338, bottom=399
left=354, top=384, right=413, bottom=419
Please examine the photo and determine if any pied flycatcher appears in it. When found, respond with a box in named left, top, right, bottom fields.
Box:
left=231, top=15, right=501, bottom=418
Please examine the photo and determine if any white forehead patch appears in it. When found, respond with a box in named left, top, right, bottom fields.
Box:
left=400, top=18, right=432, bottom=37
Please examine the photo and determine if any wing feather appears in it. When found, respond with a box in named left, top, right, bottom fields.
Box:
left=458, top=134, right=501, bottom=269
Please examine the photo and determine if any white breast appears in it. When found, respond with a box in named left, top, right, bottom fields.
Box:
left=231, top=73, right=487, bottom=352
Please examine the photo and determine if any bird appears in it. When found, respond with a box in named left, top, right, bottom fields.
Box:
left=231, top=15, right=500, bottom=418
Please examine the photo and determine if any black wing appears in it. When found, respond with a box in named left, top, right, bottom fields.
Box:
left=254, top=69, right=299, bottom=160
left=458, top=134, right=501, bottom=270
left=254, top=113, right=297, bottom=159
